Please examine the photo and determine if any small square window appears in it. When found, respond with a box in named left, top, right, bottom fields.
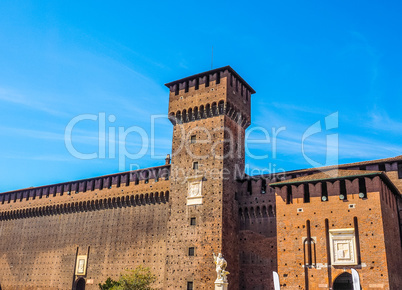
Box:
left=190, top=135, right=196, bottom=144
left=187, top=281, right=194, bottom=290
left=190, top=217, right=196, bottom=226
left=188, top=247, right=195, bottom=256
left=193, top=162, right=198, bottom=170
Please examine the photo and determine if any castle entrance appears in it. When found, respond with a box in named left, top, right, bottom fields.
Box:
left=73, top=277, right=86, bottom=290
left=333, top=272, right=353, bottom=290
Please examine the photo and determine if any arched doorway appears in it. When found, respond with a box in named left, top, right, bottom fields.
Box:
left=73, top=277, right=86, bottom=290
left=333, top=272, right=353, bottom=290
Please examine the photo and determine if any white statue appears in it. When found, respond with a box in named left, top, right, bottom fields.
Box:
left=213, top=253, right=230, bottom=283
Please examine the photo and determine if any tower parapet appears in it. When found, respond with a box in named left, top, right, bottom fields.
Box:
left=166, top=66, right=255, bottom=128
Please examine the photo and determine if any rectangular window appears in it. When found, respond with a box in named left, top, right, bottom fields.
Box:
left=190, top=217, right=196, bottom=226
left=261, top=179, right=267, bottom=194
left=247, top=179, right=252, bottom=195
left=286, top=185, right=292, bottom=204
left=398, top=162, right=402, bottom=179
left=379, top=163, right=386, bottom=171
left=303, top=183, right=310, bottom=203
left=193, top=162, right=198, bottom=170
left=358, top=177, right=367, bottom=198
left=188, top=247, right=195, bottom=256
left=190, top=135, right=196, bottom=144
left=187, top=282, right=194, bottom=290
left=321, top=182, right=328, bottom=201
left=340, top=179, right=347, bottom=200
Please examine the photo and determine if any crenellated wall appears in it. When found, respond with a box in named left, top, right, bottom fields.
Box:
left=0, top=167, right=171, bottom=290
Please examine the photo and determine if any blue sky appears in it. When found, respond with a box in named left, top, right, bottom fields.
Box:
left=0, top=1, right=401, bottom=192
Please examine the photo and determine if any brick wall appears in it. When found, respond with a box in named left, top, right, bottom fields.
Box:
left=0, top=177, right=170, bottom=290
left=274, top=175, right=401, bottom=290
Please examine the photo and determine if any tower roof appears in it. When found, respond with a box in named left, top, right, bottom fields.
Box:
left=165, top=65, right=256, bottom=94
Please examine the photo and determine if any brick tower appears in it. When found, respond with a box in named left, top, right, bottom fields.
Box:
left=164, top=66, right=255, bottom=289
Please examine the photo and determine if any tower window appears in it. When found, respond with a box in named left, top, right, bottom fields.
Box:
left=190, top=217, right=196, bottom=225
left=205, top=75, right=210, bottom=87
left=195, top=78, right=199, bottom=90
left=190, top=135, right=196, bottom=144
left=193, top=162, right=199, bottom=170
left=188, top=247, right=195, bottom=256
left=379, top=163, right=386, bottom=171
left=187, top=282, right=194, bottom=290
left=216, top=72, right=220, bottom=84
left=175, top=84, right=179, bottom=95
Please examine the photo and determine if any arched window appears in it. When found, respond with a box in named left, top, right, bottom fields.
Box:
left=169, top=112, right=176, bottom=125
left=211, top=102, right=217, bottom=116
left=244, top=208, right=249, bottom=220
left=182, top=109, right=187, bottom=123
left=206, top=104, right=211, bottom=117
left=268, top=205, right=274, bottom=217
left=250, top=207, right=255, bottom=219
left=188, top=108, right=193, bottom=121
left=194, top=107, right=199, bottom=120
left=261, top=206, right=267, bottom=218
left=176, top=111, right=182, bottom=124
left=256, top=206, right=261, bottom=218
left=218, top=101, right=224, bottom=114
left=199, top=105, right=205, bottom=119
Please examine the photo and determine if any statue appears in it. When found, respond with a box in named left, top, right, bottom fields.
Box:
left=213, top=253, right=230, bottom=283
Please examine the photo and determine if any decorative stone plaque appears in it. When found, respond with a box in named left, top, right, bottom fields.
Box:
left=75, top=255, right=88, bottom=275
left=329, top=228, right=357, bottom=265
left=187, top=176, right=203, bottom=205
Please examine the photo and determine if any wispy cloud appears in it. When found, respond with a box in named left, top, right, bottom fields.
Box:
left=366, top=109, right=402, bottom=134
left=271, top=102, right=332, bottom=115
left=0, top=87, right=69, bottom=117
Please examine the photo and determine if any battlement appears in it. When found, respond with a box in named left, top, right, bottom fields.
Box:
left=166, top=66, right=256, bottom=129
left=0, top=164, right=170, bottom=205
left=271, top=170, right=401, bottom=204
left=165, top=65, right=255, bottom=95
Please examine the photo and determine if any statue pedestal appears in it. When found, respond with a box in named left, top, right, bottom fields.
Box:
left=215, top=281, right=228, bottom=290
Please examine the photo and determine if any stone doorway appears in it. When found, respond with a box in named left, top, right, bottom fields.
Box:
left=73, top=277, right=86, bottom=290
left=333, top=272, right=353, bottom=290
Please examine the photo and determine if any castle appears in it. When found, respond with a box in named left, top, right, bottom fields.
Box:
left=0, top=66, right=401, bottom=290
